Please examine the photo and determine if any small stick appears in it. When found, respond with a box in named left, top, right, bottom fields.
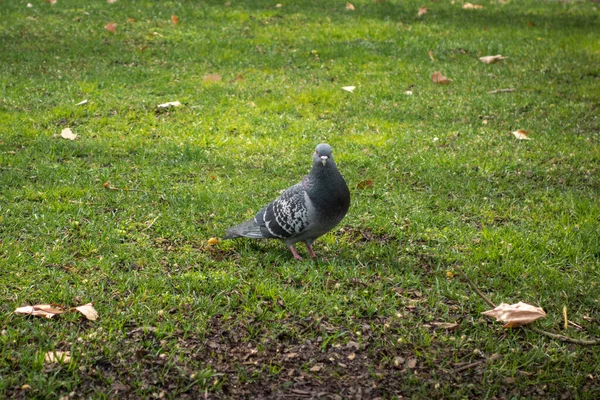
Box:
left=102, top=181, right=146, bottom=193
left=488, top=88, right=516, bottom=94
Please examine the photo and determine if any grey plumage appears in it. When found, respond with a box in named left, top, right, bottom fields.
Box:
left=224, top=143, right=350, bottom=260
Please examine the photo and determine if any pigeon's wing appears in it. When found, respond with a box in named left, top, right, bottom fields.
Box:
left=255, top=182, right=310, bottom=239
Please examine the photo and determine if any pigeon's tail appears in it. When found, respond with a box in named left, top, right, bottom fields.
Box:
left=223, top=219, right=266, bottom=240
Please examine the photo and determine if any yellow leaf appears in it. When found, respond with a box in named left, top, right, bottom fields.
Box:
left=482, top=302, right=546, bottom=328
left=60, top=128, right=77, bottom=140
left=346, top=2, right=355, bottom=10
left=207, top=237, right=219, bottom=245
left=44, top=351, right=71, bottom=364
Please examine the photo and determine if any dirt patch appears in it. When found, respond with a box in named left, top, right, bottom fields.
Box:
left=335, top=226, right=394, bottom=246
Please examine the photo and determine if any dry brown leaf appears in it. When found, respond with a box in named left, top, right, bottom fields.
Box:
left=341, top=86, right=356, bottom=92
left=75, top=303, right=98, bottom=321
left=479, top=55, right=507, bottom=64
left=44, top=351, right=71, bottom=364
left=463, top=2, right=484, bottom=9
left=309, top=364, right=322, bottom=372
left=44, top=0, right=57, bottom=4
left=347, top=352, right=356, bottom=360
left=407, top=358, right=417, bottom=369
left=357, top=179, right=373, bottom=190
left=157, top=101, right=181, bottom=108
left=171, top=15, right=179, bottom=24
left=482, top=301, right=546, bottom=328
left=111, top=381, right=129, bottom=392
left=431, top=71, right=452, bottom=84
left=346, top=2, right=355, bottom=10
left=203, top=74, right=222, bottom=82
left=511, top=129, right=532, bottom=140
left=207, top=237, right=219, bottom=245
left=431, top=322, right=459, bottom=331
left=105, top=22, right=117, bottom=33
left=60, top=128, right=77, bottom=140
left=418, top=7, right=429, bottom=17
left=15, top=304, right=65, bottom=318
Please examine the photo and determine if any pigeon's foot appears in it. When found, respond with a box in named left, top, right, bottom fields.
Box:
left=305, top=242, right=316, bottom=259
left=289, top=245, right=303, bottom=260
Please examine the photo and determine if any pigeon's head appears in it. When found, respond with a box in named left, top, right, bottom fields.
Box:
left=314, top=143, right=333, bottom=166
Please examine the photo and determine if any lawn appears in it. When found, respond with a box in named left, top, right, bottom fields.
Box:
left=1, top=0, right=599, bottom=398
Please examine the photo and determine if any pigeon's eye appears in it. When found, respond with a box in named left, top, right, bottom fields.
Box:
left=315, top=150, right=319, bottom=155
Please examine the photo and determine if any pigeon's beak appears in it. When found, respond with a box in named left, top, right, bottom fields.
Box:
left=320, top=155, right=328, bottom=166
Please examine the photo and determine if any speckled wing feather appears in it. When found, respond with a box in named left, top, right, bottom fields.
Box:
left=255, top=182, right=310, bottom=239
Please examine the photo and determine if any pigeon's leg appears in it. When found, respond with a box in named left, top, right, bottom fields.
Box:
left=288, top=245, right=303, bottom=260
left=305, top=241, right=316, bottom=259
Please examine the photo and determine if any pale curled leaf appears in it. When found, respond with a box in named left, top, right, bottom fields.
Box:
left=482, top=302, right=546, bottom=328
left=346, top=2, right=355, bottom=10
left=463, top=2, right=484, bottom=9
left=203, top=74, right=222, bottom=82
left=431, top=71, right=452, bottom=84
left=60, top=128, right=77, bottom=140
left=45, top=351, right=71, bottom=364
left=418, top=7, right=429, bottom=17
left=15, top=304, right=65, bottom=318
left=341, top=86, right=356, bottom=92
left=75, top=303, right=98, bottom=321
left=511, top=129, right=532, bottom=140
left=157, top=101, right=181, bottom=109
left=479, top=55, right=507, bottom=64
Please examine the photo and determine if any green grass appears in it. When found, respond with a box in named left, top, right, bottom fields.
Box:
left=1, top=0, right=599, bottom=398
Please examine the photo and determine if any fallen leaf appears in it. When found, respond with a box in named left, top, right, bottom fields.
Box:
left=21, top=384, right=32, bottom=390
left=431, top=322, right=459, bottom=331
left=479, top=55, right=507, bottom=64
left=286, top=352, right=298, bottom=359
left=346, top=2, right=355, bottom=10
left=482, top=301, right=546, bottom=328
left=431, top=71, right=452, bottom=84
left=203, top=74, right=222, bottom=82
left=357, top=179, right=373, bottom=190
left=462, top=2, right=484, bottom=9
left=107, top=0, right=117, bottom=3
left=171, top=15, right=179, bottom=24
left=44, top=0, right=57, bottom=4
left=309, top=364, right=322, bottom=372
left=407, top=358, right=417, bottom=369
left=341, top=86, right=356, bottom=92
left=418, top=6, right=429, bottom=16
left=346, top=340, right=360, bottom=350
left=111, top=381, right=130, bottom=392
left=393, top=356, right=405, bottom=369
left=44, top=351, right=71, bottom=364
left=157, top=101, right=182, bottom=108
left=428, top=50, right=435, bottom=62
left=207, top=237, right=219, bottom=245
left=511, top=129, right=532, bottom=140
left=275, top=3, right=282, bottom=7
left=15, top=305, right=65, bottom=318
left=105, top=22, right=117, bottom=33
left=347, top=352, right=356, bottom=360
left=60, top=128, right=77, bottom=140
left=75, top=303, right=98, bottom=321
left=75, top=99, right=88, bottom=106
left=404, top=90, right=413, bottom=95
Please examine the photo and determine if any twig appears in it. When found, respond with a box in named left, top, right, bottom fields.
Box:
left=488, top=88, right=516, bottom=94
left=102, top=181, right=146, bottom=193
left=143, top=215, right=160, bottom=231
left=454, top=265, right=600, bottom=346
left=454, top=353, right=503, bottom=373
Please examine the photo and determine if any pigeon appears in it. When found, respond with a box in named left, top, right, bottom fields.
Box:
left=224, top=143, right=351, bottom=260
